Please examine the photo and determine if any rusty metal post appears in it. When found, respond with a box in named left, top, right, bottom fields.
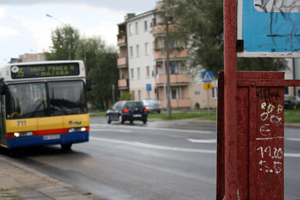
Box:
left=224, top=0, right=237, bottom=199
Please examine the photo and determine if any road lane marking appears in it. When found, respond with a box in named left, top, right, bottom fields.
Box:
left=286, top=138, right=300, bottom=142
left=187, top=139, right=216, bottom=143
left=284, top=153, right=300, bottom=158
left=90, top=129, right=131, bottom=133
left=90, top=124, right=214, bottom=134
left=90, top=136, right=216, bottom=154
left=90, top=136, right=300, bottom=158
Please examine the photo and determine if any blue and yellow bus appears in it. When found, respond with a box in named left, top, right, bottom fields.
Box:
left=0, top=60, right=90, bottom=150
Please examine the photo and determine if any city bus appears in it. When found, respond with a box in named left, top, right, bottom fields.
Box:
left=0, top=60, right=90, bottom=150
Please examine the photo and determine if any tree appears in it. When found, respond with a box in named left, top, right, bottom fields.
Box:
left=75, top=36, right=119, bottom=110
left=162, top=0, right=287, bottom=78
left=44, top=25, right=80, bottom=60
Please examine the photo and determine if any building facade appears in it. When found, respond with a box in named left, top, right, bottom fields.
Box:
left=117, top=2, right=218, bottom=109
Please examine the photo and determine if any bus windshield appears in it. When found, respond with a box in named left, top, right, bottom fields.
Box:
left=6, top=81, right=87, bottom=119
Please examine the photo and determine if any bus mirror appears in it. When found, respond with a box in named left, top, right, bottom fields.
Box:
left=86, top=79, right=91, bottom=91
left=0, top=82, right=6, bottom=95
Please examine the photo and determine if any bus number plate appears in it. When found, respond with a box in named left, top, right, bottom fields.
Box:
left=44, top=135, right=60, bottom=140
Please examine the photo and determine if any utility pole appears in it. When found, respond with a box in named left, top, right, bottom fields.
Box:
left=165, top=0, right=172, bottom=118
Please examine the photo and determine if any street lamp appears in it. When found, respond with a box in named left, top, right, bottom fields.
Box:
left=46, top=14, right=71, bottom=60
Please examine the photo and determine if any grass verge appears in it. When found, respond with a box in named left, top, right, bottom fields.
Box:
left=89, top=110, right=300, bottom=123
left=0, top=188, right=23, bottom=200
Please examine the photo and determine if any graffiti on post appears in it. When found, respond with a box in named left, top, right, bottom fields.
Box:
left=256, top=88, right=284, bottom=176
left=253, top=0, right=300, bottom=51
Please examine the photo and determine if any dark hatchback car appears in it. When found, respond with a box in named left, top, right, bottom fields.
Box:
left=284, top=96, right=300, bottom=109
left=106, top=101, right=148, bottom=124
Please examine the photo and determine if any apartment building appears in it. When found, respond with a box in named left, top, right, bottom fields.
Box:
left=117, top=2, right=218, bottom=109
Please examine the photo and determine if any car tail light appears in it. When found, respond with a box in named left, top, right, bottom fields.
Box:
left=144, top=108, right=148, bottom=113
left=123, top=109, right=129, bottom=113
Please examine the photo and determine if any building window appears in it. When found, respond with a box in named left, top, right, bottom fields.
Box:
left=144, top=20, right=148, bottom=31
left=131, top=68, right=134, bottom=79
left=129, top=24, right=133, bottom=35
left=138, top=90, right=141, bottom=100
left=171, top=88, right=179, bottom=99
left=212, top=87, right=218, bottom=99
left=135, top=22, right=138, bottom=34
left=136, top=45, right=139, bottom=57
left=284, top=86, right=289, bottom=95
left=132, top=91, right=135, bottom=100
left=145, top=43, right=149, bottom=55
left=170, top=64, right=178, bottom=74
left=130, top=46, right=133, bottom=57
left=146, top=66, right=150, bottom=78
left=169, top=39, right=177, bottom=48
left=137, top=68, right=140, bottom=79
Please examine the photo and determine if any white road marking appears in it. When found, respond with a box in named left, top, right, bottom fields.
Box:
left=91, top=129, right=131, bottom=133
left=187, top=139, right=216, bottom=143
left=90, top=136, right=216, bottom=154
left=284, top=153, right=300, bottom=158
left=286, top=138, right=300, bottom=142
left=90, top=124, right=214, bottom=134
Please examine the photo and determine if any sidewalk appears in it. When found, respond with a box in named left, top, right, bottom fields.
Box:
left=0, top=156, right=106, bottom=200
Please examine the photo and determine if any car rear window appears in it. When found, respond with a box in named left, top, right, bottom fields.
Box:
left=126, top=102, right=143, bottom=108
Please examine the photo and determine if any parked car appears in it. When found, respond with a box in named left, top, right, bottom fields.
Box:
left=284, top=96, right=300, bottom=109
left=142, top=98, right=162, bottom=114
left=106, top=101, right=148, bottom=124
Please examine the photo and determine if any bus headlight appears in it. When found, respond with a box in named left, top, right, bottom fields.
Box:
left=68, top=127, right=87, bottom=133
left=14, top=131, right=33, bottom=137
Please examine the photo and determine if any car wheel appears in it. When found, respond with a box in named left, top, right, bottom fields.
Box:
left=293, top=104, right=297, bottom=110
left=157, top=110, right=161, bottom=114
left=106, top=115, right=111, bottom=124
left=143, top=120, right=147, bottom=124
left=119, top=115, right=124, bottom=124
left=130, top=120, right=133, bottom=124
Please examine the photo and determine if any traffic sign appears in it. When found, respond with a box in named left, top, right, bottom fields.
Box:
left=146, top=84, right=151, bottom=91
left=204, top=82, right=212, bottom=90
left=202, top=71, right=213, bottom=82
left=237, top=0, right=300, bottom=58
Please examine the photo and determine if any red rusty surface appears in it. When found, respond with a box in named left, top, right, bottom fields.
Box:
left=224, top=0, right=237, bottom=198
left=217, top=71, right=287, bottom=200
left=254, top=87, right=284, bottom=199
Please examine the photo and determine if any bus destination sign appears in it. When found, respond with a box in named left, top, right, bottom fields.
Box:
left=11, top=63, right=80, bottom=79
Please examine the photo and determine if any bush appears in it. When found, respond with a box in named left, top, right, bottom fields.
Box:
left=118, top=92, right=132, bottom=100
left=194, top=102, right=200, bottom=109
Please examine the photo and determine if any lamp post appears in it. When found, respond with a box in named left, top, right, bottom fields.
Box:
left=46, top=14, right=71, bottom=60
left=165, top=0, right=172, bottom=118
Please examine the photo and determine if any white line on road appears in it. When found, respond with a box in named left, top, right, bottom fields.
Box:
left=187, top=139, right=216, bottom=143
left=90, top=124, right=214, bottom=134
left=90, top=136, right=216, bottom=154
left=286, top=138, right=300, bottom=142
left=91, top=129, right=131, bottom=133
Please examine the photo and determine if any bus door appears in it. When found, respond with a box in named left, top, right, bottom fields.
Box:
left=0, top=93, right=6, bottom=147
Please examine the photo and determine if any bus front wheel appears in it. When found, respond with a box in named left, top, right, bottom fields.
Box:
left=61, top=143, right=72, bottom=150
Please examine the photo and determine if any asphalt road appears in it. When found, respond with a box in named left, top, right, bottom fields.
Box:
left=1, top=117, right=300, bottom=200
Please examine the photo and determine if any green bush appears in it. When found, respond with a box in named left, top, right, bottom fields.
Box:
left=118, top=92, right=132, bottom=100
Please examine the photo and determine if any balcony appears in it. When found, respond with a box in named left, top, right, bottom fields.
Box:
left=117, top=35, right=126, bottom=46
left=154, top=49, right=188, bottom=61
left=117, top=57, right=127, bottom=67
left=155, top=74, right=190, bottom=85
left=118, top=79, right=128, bottom=88
left=158, top=98, right=191, bottom=108
left=153, top=24, right=181, bottom=35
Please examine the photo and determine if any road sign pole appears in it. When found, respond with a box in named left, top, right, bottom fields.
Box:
left=207, top=90, right=210, bottom=116
left=224, top=0, right=237, bottom=199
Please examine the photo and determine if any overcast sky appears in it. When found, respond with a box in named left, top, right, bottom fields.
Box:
left=0, top=0, right=158, bottom=66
